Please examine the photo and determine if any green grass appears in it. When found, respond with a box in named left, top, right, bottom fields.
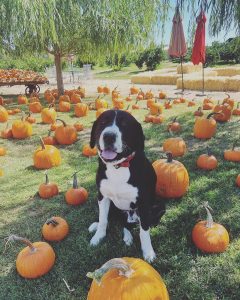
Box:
left=1, top=95, right=240, bottom=300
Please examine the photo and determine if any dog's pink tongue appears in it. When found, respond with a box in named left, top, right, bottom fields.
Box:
left=101, top=150, right=117, bottom=160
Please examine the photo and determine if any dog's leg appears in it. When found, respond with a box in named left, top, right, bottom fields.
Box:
left=123, top=228, right=133, bottom=246
left=140, top=225, right=156, bottom=262
left=88, top=222, right=98, bottom=233
left=90, top=198, right=110, bottom=246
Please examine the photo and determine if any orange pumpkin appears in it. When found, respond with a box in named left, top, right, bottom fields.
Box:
left=153, top=152, right=189, bottom=198
left=173, top=98, right=181, bottom=104
left=224, top=142, right=240, bottom=162
left=0, top=96, right=4, bottom=105
left=132, top=100, right=140, bottom=110
left=149, top=101, right=162, bottom=115
left=39, top=173, right=59, bottom=199
left=223, top=93, right=234, bottom=109
left=74, top=103, right=89, bottom=117
left=29, top=96, right=40, bottom=103
left=144, top=114, right=154, bottom=123
left=193, top=113, right=217, bottom=139
left=232, top=102, right=240, bottom=116
left=6, top=235, right=55, bottom=279
left=70, top=93, right=81, bottom=104
left=42, top=216, right=69, bottom=241
left=41, top=104, right=57, bottom=124
left=164, top=100, right=172, bottom=109
left=167, top=117, right=181, bottom=132
left=97, top=86, right=104, bottom=93
left=0, top=105, right=8, bottom=122
left=188, top=100, right=196, bottom=107
left=103, top=86, right=110, bottom=95
left=59, top=95, right=70, bottom=103
left=113, top=99, right=125, bottom=110
left=29, top=101, right=42, bottom=113
left=145, top=90, right=154, bottom=99
left=147, top=98, right=155, bottom=109
left=33, top=138, right=61, bottom=169
left=42, top=130, right=58, bottom=145
left=17, top=95, right=28, bottom=105
left=87, top=258, right=169, bottom=300
left=192, top=202, right=229, bottom=253
left=194, top=107, right=204, bottom=117
left=130, top=86, right=139, bottom=95
left=54, top=119, right=77, bottom=145
left=236, top=174, right=240, bottom=187
left=125, top=94, right=132, bottom=102
left=74, top=122, right=84, bottom=131
left=196, top=147, right=218, bottom=170
left=82, top=144, right=98, bottom=157
left=95, top=96, right=108, bottom=110
left=179, top=97, right=186, bottom=103
left=159, top=91, right=166, bottom=99
left=59, top=101, right=71, bottom=112
left=136, top=94, right=144, bottom=101
left=1, top=123, right=13, bottom=139
left=65, top=173, right=88, bottom=205
left=13, top=108, right=21, bottom=114
left=213, top=102, right=232, bottom=122
left=0, top=147, right=6, bottom=156
left=25, top=112, right=36, bottom=124
left=151, top=114, right=164, bottom=124
left=112, top=86, right=119, bottom=99
left=163, top=137, right=187, bottom=157
left=12, top=115, right=32, bottom=139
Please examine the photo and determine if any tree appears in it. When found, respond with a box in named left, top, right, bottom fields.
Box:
left=0, top=0, right=168, bottom=94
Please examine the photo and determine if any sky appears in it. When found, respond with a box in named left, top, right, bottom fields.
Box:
left=160, top=1, right=237, bottom=46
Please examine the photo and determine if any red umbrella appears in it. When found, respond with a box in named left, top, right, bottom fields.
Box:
left=192, top=10, right=207, bottom=95
left=168, top=5, right=187, bottom=93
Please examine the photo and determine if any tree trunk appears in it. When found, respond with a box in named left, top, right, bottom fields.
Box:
left=54, top=52, right=64, bottom=95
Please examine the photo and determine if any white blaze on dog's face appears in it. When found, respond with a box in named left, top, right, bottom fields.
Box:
left=90, top=110, right=144, bottom=163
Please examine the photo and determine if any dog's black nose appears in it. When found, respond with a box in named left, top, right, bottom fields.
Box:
left=103, top=132, right=116, bottom=147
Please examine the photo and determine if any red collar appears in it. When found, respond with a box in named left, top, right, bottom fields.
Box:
left=114, top=153, right=135, bottom=169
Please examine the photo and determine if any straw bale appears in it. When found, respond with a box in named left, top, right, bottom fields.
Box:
left=226, top=75, right=240, bottom=91
left=177, top=62, right=202, bottom=74
left=131, top=72, right=152, bottom=84
left=177, top=76, right=228, bottom=91
left=214, top=67, right=240, bottom=77
left=151, top=73, right=181, bottom=85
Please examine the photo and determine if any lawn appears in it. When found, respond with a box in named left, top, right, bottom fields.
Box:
left=0, top=94, right=240, bottom=300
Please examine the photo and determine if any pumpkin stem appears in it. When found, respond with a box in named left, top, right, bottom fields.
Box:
left=225, top=93, right=230, bottom=99
left=206, top=146, right=211, bottom=156
left=166, top=152, right=173, bottom=163
left=206, top=112, right=220, bottom=119
left=203, top=202, right=214, bottom=228
left=232, top=141, right=237, bottom=151
left=48, top=103, right=55, bottom=109
left=197, top=107, right=202, bottom=112
left=72, top=172, right=78, bottom=189
left=45, top=172, right=49, bottom=184
left=56, top=118, right=67, bottom=127
left=47, top=130, right=52, bottom=137
left=46, top=218, right=59, bottom=226
left=40, top=137, right=46, bottom=150
left=5, top=235, right=36, bottom=253
left=86, top=258, right=133, bottom=285
left=173, top=116, right=177, bottom=123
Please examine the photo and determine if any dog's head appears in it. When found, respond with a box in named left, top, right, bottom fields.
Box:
left=90, top=110, right=144, bottom=163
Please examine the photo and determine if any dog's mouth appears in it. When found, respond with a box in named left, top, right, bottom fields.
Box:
left=100, top=149, right=118, bottom=161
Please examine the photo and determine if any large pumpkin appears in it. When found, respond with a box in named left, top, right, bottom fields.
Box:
left=193, top=113, right=217, bottom=139
left=41, top=104, right=57, bottom=124
left=54, top=119, right=77, bottom=145
left=192, top=202, right=229, bottom=253
left=87, top=258, right=169, bottom=300
left=33, top=138, right=61, bottom=169
left=0, top=105, right=8, bottom=122
left=153, top=152, right=189, bottom=198
left=6, top=234, right=55, bottom=279
left=74, top=103, right=89, bottom=117
left=12, top=115, right=33, bottom=139
left=42, top=216, right=69, bottom=241
left=163, top=137, right=187, bottom=157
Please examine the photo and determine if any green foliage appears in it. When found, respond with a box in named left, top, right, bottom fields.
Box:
left=105, top=53, right=134, bottom=69
left=0, top=55, right=53, bottom=72
left=135, top=47, right=165, bottom=70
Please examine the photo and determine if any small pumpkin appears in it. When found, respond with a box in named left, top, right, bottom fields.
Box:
left=159, top=91, right=166, bottom=99
left=145, top=90, right=154, bottom=99
left=167, top=117, right=181, bottom=133
left=13, top=108, right=21, bottom=114
left=33, top=138, right=61, bottom=169
left=147, top=98, right=155, bottom=109
left=12, top=114, right=32, bottom=139
left=0, top=105, right=8, bottom=122
left=39, top=173, right=59, bottom=199
left=164, top=100, right=172, bottom=109
left=188, top=99, right=196, bottom=107
left=42, top=130, right=58, bottom=145
left=74, top=103, right=89, bottom=117
left=65, top=172, right=88, bottom=205
left=197, top=147, right=218, bottom=170
left=0, top=96, right=4, bottom=105
left=213, top=102, right=232, bottom=122
left=54, top=119, right=77, bottom=145
left=236, top=174, right=240, bottom=187
left=50, top=122, right=60, bottom=131
left=59, top=95, right=70, bottom=103
left=25, top=112, right=36, bottom=124
left=223, top=93, right=234, bottom=109
left=193, top=113, right=217, bottom=139
left=194, top=107, right=204, bottom=117
left=6, top=234, right=55, bottom=279
left=173, top=98, right=181, bottom=104
left=113, top=99, right=125, bottom=110
left=95, top=96, right=108, bottom=110
left=70, top=93, right=81, bottom=104
left=232, top=102, right=240, bottom=116
left=144, top=114, right=154, bottom=123
left=112, top=86, right=119, bottom=99
left=87, top=258, right=169, bottom=300
left=130, top=86, right=139, bottom=95
left=125, top=94, right=132, bottom=102
left=153, top=152, right=189, bottom=198
left=179, top=97, right=186, bottom=103
left=59, top=101, right=71, bottom=112
left=224, top=141, right=240, bottom=162
left=103, top=86, right=110, bottom=95
left=97, top=86, right=104, bottom=93
left=42, top=216, right=69, bottom=241
left=192, top=202, right=229, bottom=253
left=151, top=114, right=164, bottom=124
left=17, top=95, right=28, bottom=105
left=0, top=147, right=6, bottom=156
left=163, top=137, right=187, bottom=157
left=74, top=122, right=84, bottom=131
left=82, top=144, right=98, bottom=157
left=41, top=104, right=57, bottom=124
left=149, top=100, right=163, bottom=115
left=29, top=101, right=42, bottom=113
left=132, top=100, right=140, bottom=110
left=1, top=123, right=13, bottom=139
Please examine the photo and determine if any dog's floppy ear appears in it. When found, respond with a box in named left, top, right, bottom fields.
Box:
left=90, top=120, right=98, bottom=148
left=135, top=121, right=145, bottom=151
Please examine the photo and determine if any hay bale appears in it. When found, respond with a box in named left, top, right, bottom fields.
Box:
left=131, top=72, right=152, bottom=84
left=177, top=76, right=228, bottom=91
left=226, top=75, right=240, bottom=91
left=204, top=68, right=218, bottom=77
left=177, top=62, right=202, bottom=74
left=151, top=73, right=181, bottom=85
left=214, top=67, right=240, bottom=77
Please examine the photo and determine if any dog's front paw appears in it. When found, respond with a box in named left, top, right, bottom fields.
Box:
left=143, top=249, right=156, bottom=263
left=90, top=232, right=105, bottom=246
left=88, top=222, right=98, bottom=233
left=123, top=228, right=133, bottom=246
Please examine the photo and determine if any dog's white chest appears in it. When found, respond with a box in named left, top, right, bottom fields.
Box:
left=100, top=165, right=138, bottom=210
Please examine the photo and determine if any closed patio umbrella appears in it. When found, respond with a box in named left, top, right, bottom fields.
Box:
left=192, top=9, right=207, bottom=95
left=168, top=4, right=187, bottom=94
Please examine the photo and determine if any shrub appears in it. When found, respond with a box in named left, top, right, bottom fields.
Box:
left=135, top=47, right=165, bottom=70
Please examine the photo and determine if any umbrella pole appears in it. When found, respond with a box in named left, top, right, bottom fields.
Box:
left=181, top=56, right=184, bottom=93
left=196, top=63, right=206, bottom=97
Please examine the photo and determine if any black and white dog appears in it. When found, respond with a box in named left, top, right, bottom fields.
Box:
left=89, top=109, right=165, bottom=262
